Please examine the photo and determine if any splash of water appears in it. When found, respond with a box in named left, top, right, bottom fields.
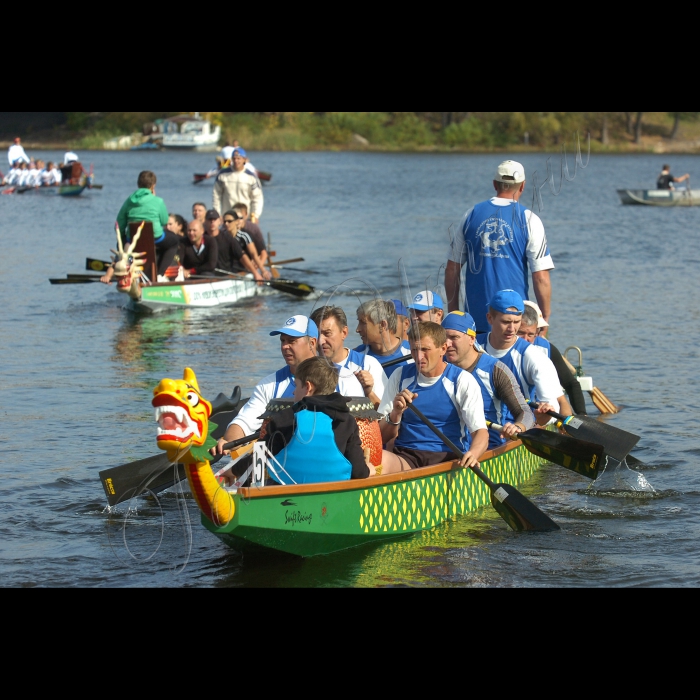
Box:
left=589, top=456, right=656, bottom=495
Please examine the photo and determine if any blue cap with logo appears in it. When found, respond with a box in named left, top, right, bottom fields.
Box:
left=270, top=315, right=319, bottom=339
left=408, top=291, right=444, bottom=312
left=391, top=299, right=409, bottom=317
left=442, top=311, right=477, bottom=337
left=233, top=147, right=248, bottom=158
left=488, top=290, right=525, bottom=315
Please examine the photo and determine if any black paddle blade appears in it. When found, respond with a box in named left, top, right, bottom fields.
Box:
left=559, top=416, right=640, bottom=463
left=50, top=278, right=101, bottom=285
left=490, top=483, right=561, bottom=533
left=519, top=430, right=605, bottom=480
left=269, top=279, right=315, bottom=298
left=100, top=456, right=186, bottom=507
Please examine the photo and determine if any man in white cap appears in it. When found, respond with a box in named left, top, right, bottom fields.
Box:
left=407, top=291, right=444, bottom=324
left=445, top=160, right=554, bottom=334
left=476, top=290, right=571, bottom=425
left=214, top=315, right=362, bottom=453
left=8, top=137, right=30, bottom=166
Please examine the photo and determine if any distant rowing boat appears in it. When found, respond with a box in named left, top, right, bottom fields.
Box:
left=618, top=189, right=700, bottom=206
left=15, top=184, right=87, bottom=197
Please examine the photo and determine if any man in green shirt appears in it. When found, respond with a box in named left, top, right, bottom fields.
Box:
left=102, top=171, right=179, bottom=283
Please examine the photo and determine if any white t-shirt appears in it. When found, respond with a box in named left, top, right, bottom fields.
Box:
left=484, top=335, right=563, bottom=408
left=230, top=367, right=367, bottom=436
left=379, top=366, right=487, bottom=436
left=448, top=197, right=554, bottom=274
left=8, top=145, right=30, bottom=165
left=64, top=152, right=79, bottom=164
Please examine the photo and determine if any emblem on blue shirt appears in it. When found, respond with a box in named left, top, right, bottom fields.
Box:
left=477, top=217, right=514, bottom=259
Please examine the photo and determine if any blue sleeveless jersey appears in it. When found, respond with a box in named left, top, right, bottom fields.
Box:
left=395, top=363, right=471, bottom=453
left=354, top=341, right=411, bottom=377
left=534, top=336, right=551, bottom=358
left=470, top=353, right=506, bottom=450
left=273, top=366, right=296, bottom=399
left=272, top=409, right=352, bottom=486
left=463, top=200, right=539, bottom=331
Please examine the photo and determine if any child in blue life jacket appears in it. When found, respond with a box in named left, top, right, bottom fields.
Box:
left=265, top=357, right=374, bottom=486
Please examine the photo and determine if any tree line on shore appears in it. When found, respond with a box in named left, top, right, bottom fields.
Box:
left=64, top=112, right=700, bottom=150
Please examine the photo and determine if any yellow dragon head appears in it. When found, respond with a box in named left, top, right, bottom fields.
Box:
left=112, top=222, right=148, bottom=300
left=152, top=368, right=214, bottom=462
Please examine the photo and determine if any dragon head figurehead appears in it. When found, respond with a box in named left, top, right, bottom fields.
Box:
left=112, top=222, right=148, bottom=300
left=153, top=368, right=213, bottom=462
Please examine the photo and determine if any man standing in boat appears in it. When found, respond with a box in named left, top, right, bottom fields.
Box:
left=657, top=164, right=690, bottom=190
left=101, top=170, right=180, bottom=284
left=7, top=137, right=30, bottom=166
left=214, top=315, right=363, bottom=454
left=213, top=148, right=264, bottom=224
left=445, top=160, right=554, bottom=334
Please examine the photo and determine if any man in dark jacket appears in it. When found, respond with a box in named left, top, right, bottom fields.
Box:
left=179, top=220, right=218, bottom=278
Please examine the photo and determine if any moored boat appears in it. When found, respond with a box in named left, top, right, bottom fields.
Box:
left=618, top=188, right=700, bottom=206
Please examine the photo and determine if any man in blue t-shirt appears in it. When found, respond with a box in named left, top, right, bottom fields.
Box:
left=445, top=160, right=555, bottom=333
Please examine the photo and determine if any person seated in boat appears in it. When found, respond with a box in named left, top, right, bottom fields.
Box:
left=166, top=213, right=188, bottom=238
left=178, top=220, right=218, bottom=278
left=212, top=215, right=265, bottom=282
left=192, top=202, right=208, bottom=225
left=17, top=162, right=31, bottom=187
left=232, top=202, right=269, bottom=268
left=8, top=137, right=30, bottom=167
left=3, top=163, right=21, bottom=186
left=223, top=209, right=270, bottom=280
left=204, top=209, right=223, bottom=237
left=517, top=301, right=583, bottom=415
left=442, top=311, right=535, bottom=449
left=378, top=321, right=489, bottom=473
left=263, top=357, right=373, bottom=486
left=354, top=299, right=412, bottom=378
left=27, top=160, right=41, bottom=188
left=477, top=290, right=571, bottom=425
left=310, top=305, right=388, bottom=408
left=215, top=315, right=370, bottom=456
left=41, top=162, right=57, bottom=186
left=408, top=291, right=445, bottom=324
left=657, top=164, right=690, bottom=191
left=102, top=171, right=180, bottom=284
left=50, top=162, right=62, bottom=185
left=392, top=299, right=411, bottom=341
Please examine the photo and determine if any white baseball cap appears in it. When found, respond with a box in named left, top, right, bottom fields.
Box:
left=270, top=315, right=319, bottom=338
left=524, top=300, right=549, bottom=328
left=408, top=291, right=444, bottom=312
left=495, top=160, right=526, bottom=184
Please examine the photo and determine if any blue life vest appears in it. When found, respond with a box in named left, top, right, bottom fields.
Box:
left=463, top=200, right=542, bottom=331
left=478, top=334, right=535, bottom=423
left=273, top=366, right=296, bottom=399
left=271, top=409, right=352, bottom=486
left=395, top=363, right=471, bottom=453
left=470, top=353, right=506, bottom=450
left=354, top=341, right=412, bottom=378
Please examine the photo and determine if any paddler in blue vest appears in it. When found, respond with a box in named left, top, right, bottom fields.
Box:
left=310, top=306, right=387, bottom=408
left=378, top=322, right=489, bottom=474
left=354, top=299, right=412, bottom=378
left=214, top=315, right=362, bottom=455
left=442, top=311, right=535, bottom=449
left=445, top=160, right=554, bottom=334
left=263, top=357, right=374, bottom=485
left=476, top=290, right=571, bottom=425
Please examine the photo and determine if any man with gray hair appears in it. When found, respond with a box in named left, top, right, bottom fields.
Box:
left=354, top=299, right=412, bottom=378
left=445, top=160, right=555, bottom=334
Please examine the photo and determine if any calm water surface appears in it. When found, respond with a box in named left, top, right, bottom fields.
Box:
left=1, top=150, right=699, bottom=587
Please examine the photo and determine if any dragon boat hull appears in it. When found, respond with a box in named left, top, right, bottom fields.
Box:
left=127, top=276, right=259, bottom=313
left=15, top=184, right=87, bottom=197
left=206, top=440, right=546, bottom=558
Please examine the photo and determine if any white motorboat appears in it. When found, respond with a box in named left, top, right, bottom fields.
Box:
left=161, top=113, right=221, bottom=151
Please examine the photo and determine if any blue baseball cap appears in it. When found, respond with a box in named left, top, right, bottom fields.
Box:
left=488, top=290, right=525, bottom=315
left=233, top=147, right=248, bottom=158
left=270, top=315, right=319, bottom=339
left=391, top=299, right=409, bottom=317
left=408, top=291, right=444, bottom=312
left=442, top=312, right=477, bottom=337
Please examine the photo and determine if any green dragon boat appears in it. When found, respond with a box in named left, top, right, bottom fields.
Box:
left=208, top=440, right=545, bottom=557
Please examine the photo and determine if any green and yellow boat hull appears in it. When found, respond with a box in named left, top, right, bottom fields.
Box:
left=206, top=440, right=545, bottom=557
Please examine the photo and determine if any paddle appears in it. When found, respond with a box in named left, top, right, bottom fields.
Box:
left=271, top=258, right=305, bottom=266
left=529, top=402, right=640, bottom=463
left=487, top=421, right=605, bottom=480
left=100, top=389, right=247, bottom=507
left=50, top=278, right=102, bottom=285
left=406, top=404, right=560, bottom=532
left=207, top=270, right=315, bottom=298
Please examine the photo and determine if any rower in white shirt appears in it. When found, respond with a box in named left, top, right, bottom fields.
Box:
left=310, top=306, right=388, bottom=409
left=64, top=151, right=79, bottom=164
left=8, top=138, right=30, bottom=166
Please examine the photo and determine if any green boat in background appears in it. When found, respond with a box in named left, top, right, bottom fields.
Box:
left=209, top=440, right=546, bottom=558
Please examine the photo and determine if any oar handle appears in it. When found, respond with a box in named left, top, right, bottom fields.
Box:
left=381, top=355, right=412, bottom=369
left=528, top=400, right=566, bottom=422
left=486, top=420, right=521, bottom=442
left=220, top=431, right=261, bottom=453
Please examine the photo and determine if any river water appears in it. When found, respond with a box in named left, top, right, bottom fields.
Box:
left=2, top=149, right=699, bottom=588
